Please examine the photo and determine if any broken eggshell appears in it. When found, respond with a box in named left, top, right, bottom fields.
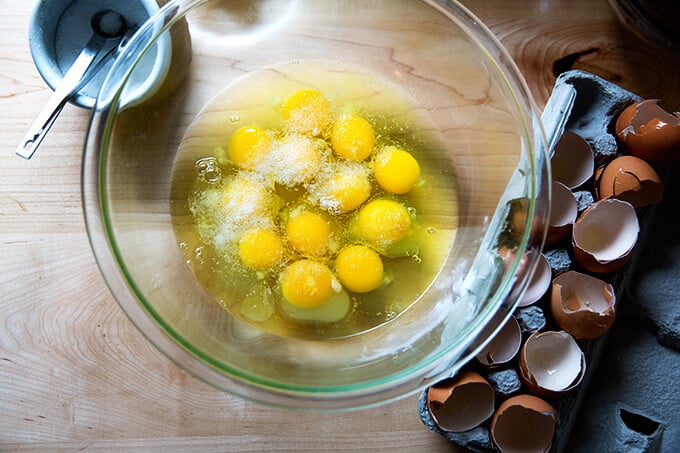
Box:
left=518, top=330, right=586, bottom=397
left=497, top=248, right=548, bottom=309
left=615, top=99, right=680, bottom=163
left=572, top=198, right=639, bottom=273
left=490, top=394, right=558, bottom=453
left=497, top=245, right=526, bottom=274
left=551, top=131, right=595, bottom=189
left=426, top=370, right=495, bottom=432
left=546, top=181, right=578, bottom=246
left=598, top=155, right=663, bottom=208
left=517, top=253, right=551, bottom=307
left=593, top=163, right=606, bottom=199
left=507, top=196, right=547, bottom=247
left=551, top=271, right=616, bottom=339
left=476, top=315, right=522, bottom=367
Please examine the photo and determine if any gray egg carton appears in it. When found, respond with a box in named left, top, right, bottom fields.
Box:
left=419, top=70, right=680, bottom=452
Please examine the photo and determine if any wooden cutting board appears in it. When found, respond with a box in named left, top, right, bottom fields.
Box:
left=1, top=0, right=679, bottom=450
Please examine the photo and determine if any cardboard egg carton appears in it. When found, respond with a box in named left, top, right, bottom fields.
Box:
left=419, top=70, right=680, bottom=452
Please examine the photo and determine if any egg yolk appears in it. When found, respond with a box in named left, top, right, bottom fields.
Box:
left=238, top=228, right=284, bottom=271
left=313, top=162, right=372, bottom=214
left=327, top=172, right=371, bottom=213
left=263, top=135, right=323, bottom=186
left=374, top=146, right=421, bottom=194
left=282, top=89, right=333, bottom=136
left=223, top=175, right=274, bottom=218
left=331, top=115, right=375, bottom=161
left=356, top=199, right=411, bottom=248
left=286, top=211, right=331, bottom=257
left=280, top=259, right=335, bottom=308
left=229, top=126, right=271, bottom=170
left=335, top=245, right=384, bottom=293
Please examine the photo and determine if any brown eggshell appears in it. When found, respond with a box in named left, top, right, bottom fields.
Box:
left=508, top=198, right=540, bottom=240
left=508, top=197, right=529, bottom=240
left=490, top=394, right=557, bottom=453
left=546, top=181, right=578, bottom=246
left=551, top=131, right=595, bottom=189
left=598, top=155, right=663, bottom=208
left=615, top=101, right=638, bottom=136
left=593, top=163, right=607, bottom=199
left=615, top=100, right=680, bottom=163
left=508, top=196, right=546, bottom=247
left=572, top=199, right=639, bottom=273
left=497, top=245, right=525, bottom=274
left=518, top=331, right=586, bottom=397
left=426, top=370, right=495, bottom=432
left=551, top=271, right=616, bottom=339
left=517, top=253, right=551, bottom=307
left=499, top=248, right=548, bottom=307
left=476, top=316, right=522, bottom=367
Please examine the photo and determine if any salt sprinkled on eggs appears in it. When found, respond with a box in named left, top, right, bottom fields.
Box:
left=190, top=172, right=278, bottom=257
left=281, top=89, right=333, bottom=137
left=222, top=173, right=274, bottom=218
left=257, top=134, right=327, bottom=187
left=308, top=160, right=372, bottom=214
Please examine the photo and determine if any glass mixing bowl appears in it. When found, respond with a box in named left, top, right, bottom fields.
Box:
left=83, top=0, right=550, bottom=410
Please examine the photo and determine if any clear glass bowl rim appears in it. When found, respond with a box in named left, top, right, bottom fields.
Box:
left=81, top=0, right=550, bottom=411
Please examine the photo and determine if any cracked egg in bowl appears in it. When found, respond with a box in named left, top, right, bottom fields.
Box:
left=83, top=0, right=549, bottom=410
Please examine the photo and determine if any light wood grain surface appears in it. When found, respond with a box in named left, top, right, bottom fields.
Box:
left=2, top=1, right=679, bottom=451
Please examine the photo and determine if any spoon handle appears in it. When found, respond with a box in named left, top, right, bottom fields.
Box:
left=16, top=33, right=108, bottom=160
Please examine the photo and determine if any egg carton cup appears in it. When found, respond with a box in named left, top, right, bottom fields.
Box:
left=417, top=69, right=672, bottom=452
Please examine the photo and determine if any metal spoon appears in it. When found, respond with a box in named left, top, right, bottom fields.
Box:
left=16, top=9, right=128, bottom=160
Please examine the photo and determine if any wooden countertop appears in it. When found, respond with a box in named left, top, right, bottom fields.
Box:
left=2, top=1, right=679, bottom=450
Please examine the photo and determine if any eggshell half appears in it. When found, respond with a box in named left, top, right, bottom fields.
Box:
left=572, top=199, right=639, bottom=273
left=508, top=197, right=529, bottom=240
left=593, top=164, right=606, bottom=200
left=598, top=155, right=663, bottom=208
left=615, top=99, right=680, bottom=163
left=518, top=330, right=586, bottom=397
left=490, top=394, right=557, bottom=453
left=551, top=271, right=616, bottom=339
left=551, top=131, right=595, bottom=189
left=497, top=245, right=523, bottom=274
left=426, top=370, right=495, bottom=432
left=517, top=253, right=551, bottom=307
left=476, top=316, right=522, bottom=367
left=546, top=181, right=578, bottom=246
left=499, top=248, right=548, bottom=308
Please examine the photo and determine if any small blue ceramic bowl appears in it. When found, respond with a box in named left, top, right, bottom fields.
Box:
left=29, top=0, right=171, bottom=108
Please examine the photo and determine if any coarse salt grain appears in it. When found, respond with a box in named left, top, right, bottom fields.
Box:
left=308, top=160, right=372, bottom=214
left=257, top=135, right=326, bottom=187
left=190, top=172, right=277, bottom=258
